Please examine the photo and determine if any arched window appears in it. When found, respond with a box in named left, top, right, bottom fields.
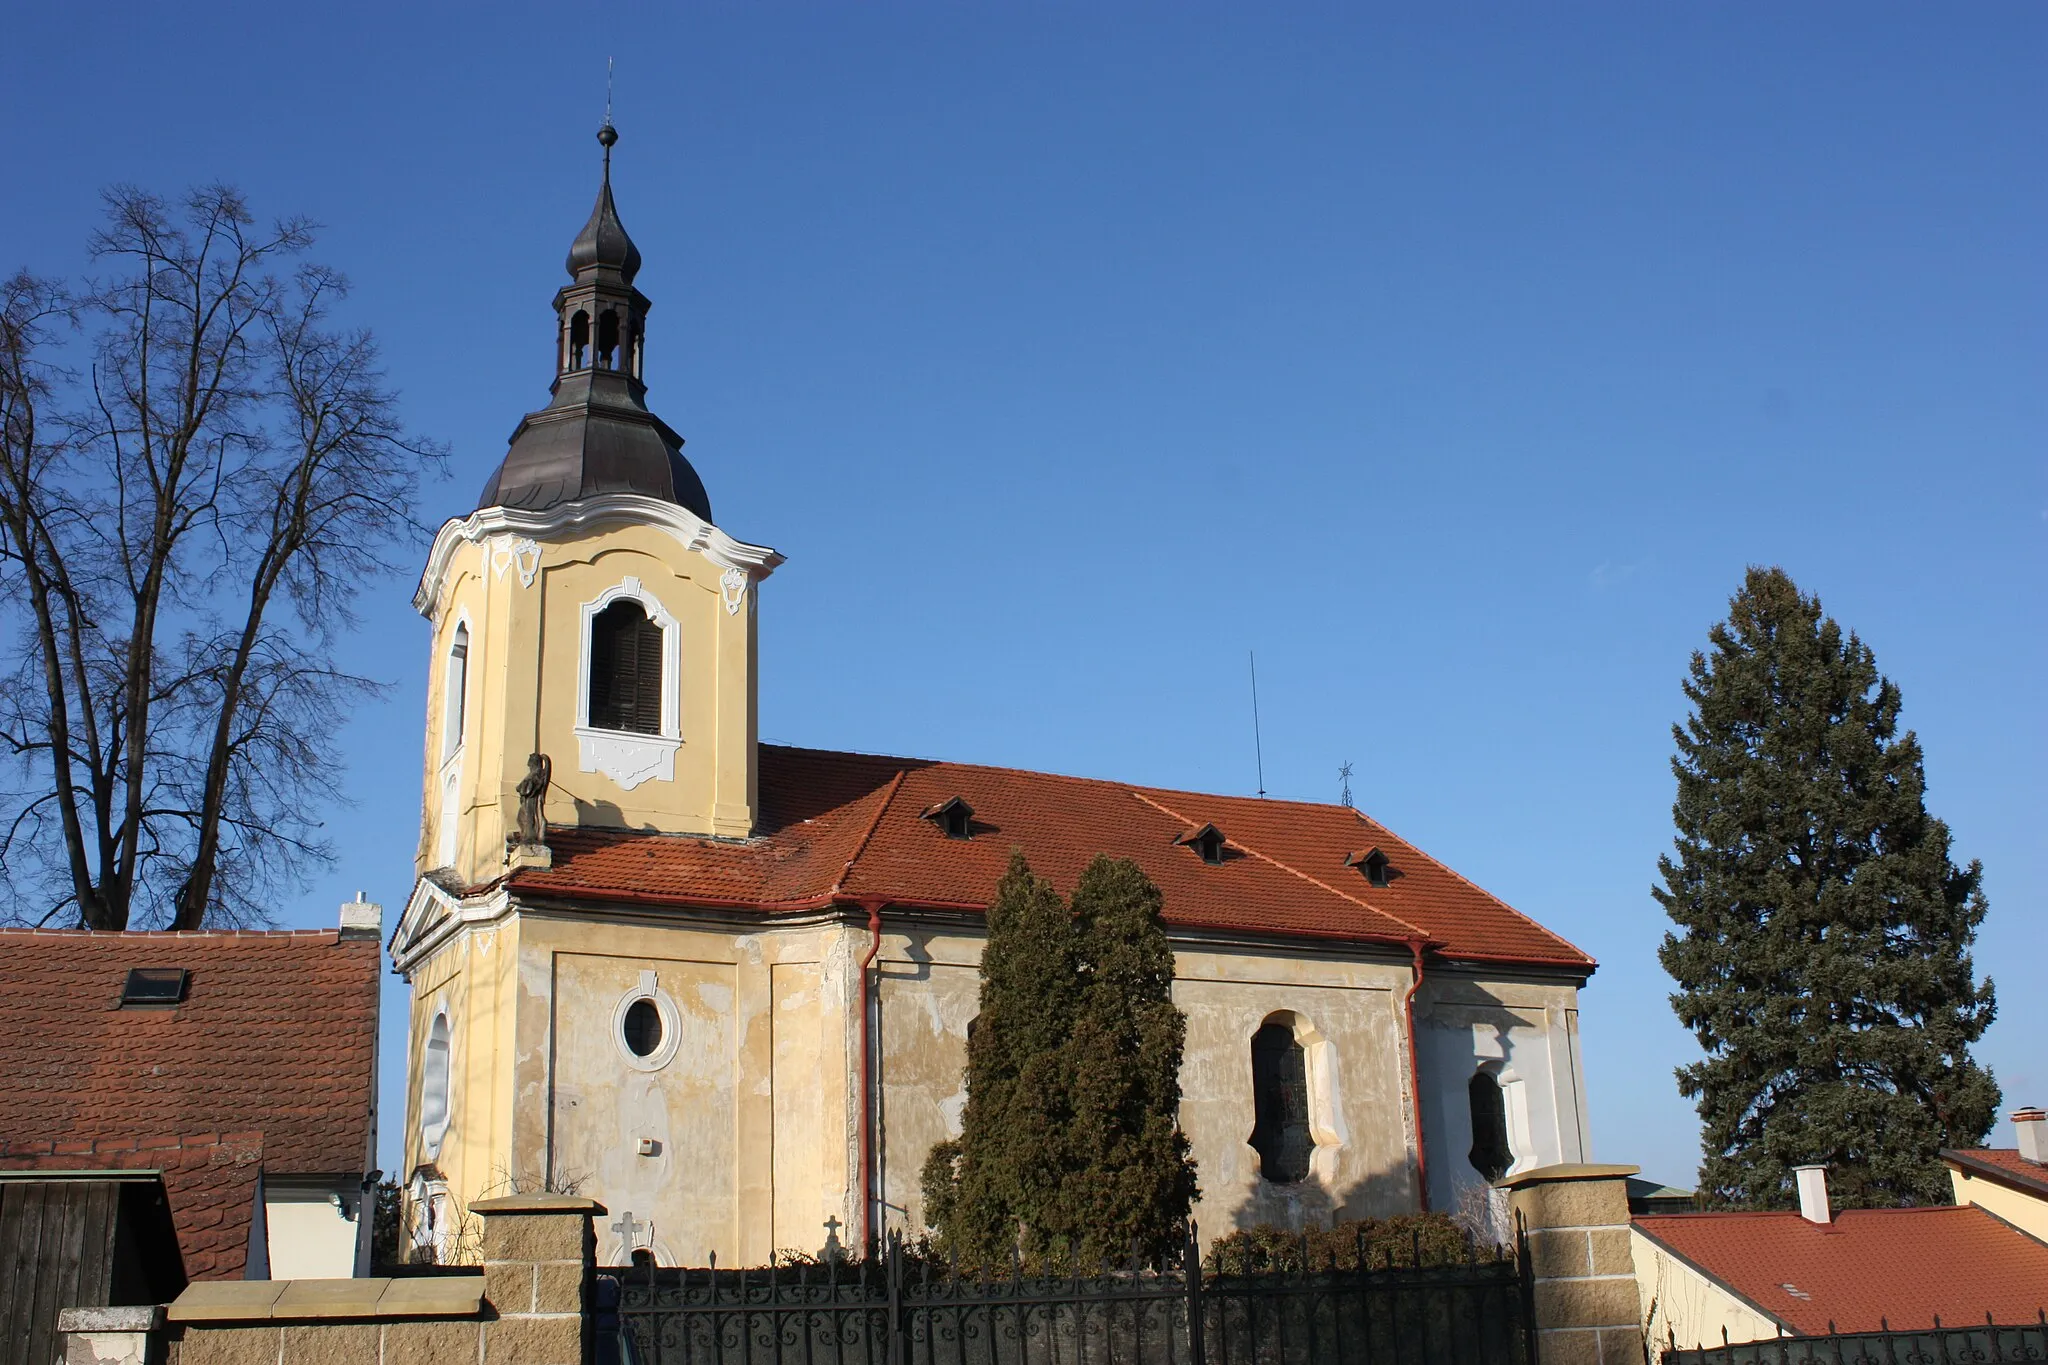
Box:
left=596, top=309, right=620, bottom=369
left=569, top=311, right=590, bottom=370
left=1249, top=1019, right=1313, bottom=1184
left=1468, top=1069, right=1513, bottom=1183
left=588, top=600, right=664, bottom=735
left=421, top=1011, right=452, bottom=1157
left=442, top=622, right=469, bottom=760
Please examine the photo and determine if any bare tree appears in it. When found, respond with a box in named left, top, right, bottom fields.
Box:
left=0, top=185, right=443, bottom=930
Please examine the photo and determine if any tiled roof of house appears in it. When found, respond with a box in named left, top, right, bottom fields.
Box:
left=0, top=1133, right=264, bottom=1281
left=1634, top=1206, right=2048, bottom=1335
left=1944, top=1147, right=2048, bottom=1197
left=0, top=929, right=380, bottom=1279
left=504, top=744, right=1593, bottom=970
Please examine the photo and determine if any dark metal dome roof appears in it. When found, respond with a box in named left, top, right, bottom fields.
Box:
left=477, top=370, right=712, bottom=522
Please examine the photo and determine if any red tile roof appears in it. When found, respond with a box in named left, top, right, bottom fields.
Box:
left=1634, top=1206, right=2048, bottom=1334
left=504, top=744, right=1593, bottom=969
left=1945, top=1147, right=2048, bottom=1197
left=0, top=929, right=380, bottom=1279
left=0, top=1133, right=264, bottom=1281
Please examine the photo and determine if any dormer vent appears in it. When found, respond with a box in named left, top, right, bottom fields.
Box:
left=921, top=797, right=975, bottom=841
left=121, top=967, right=188, bottom=1007
left=1347, top=847, right=1392, bottom=888
left=1176, top=823, right=1228, bottom=866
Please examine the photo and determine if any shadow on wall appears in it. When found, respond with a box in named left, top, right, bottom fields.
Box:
left=570, top=791, right=654, bottom=832
left=1224, top=1166, right=1415, bottom=1234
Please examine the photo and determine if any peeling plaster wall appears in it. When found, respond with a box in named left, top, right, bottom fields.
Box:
left=401, top=905, right=1588, bottom=1268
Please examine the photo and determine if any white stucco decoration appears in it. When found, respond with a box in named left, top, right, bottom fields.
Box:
left=575, top=576, right=684, bottom=790
left=613, top=971, right=683, bottom=1073
left=487, top=534, right=542, bottom=587
left=719, top=566, right=749, bottom=616
left=1498, top=1066, right=1539, bottom=1178
left=417, top=492, right=784, bottom=617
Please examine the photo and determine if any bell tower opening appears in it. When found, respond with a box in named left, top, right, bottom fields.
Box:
left=567, top=311, right=590, bottom=372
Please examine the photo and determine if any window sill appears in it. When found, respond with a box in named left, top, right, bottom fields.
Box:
left=576, top=726, right=681, bottom=791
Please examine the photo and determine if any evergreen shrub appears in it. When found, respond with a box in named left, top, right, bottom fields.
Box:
left=1202, top=1212, right=1480, bottom=1275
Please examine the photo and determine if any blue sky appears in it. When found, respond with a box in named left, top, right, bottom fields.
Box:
left=3, top=3, right=2040, bottom=1190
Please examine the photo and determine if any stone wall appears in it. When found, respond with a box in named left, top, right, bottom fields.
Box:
left=153, top=1194, right=599, bottom=1365
left=1501, top=1163, right=1644, bottom=1365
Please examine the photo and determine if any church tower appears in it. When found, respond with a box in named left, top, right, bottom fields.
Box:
left=413, top=123, right=781, bottom=887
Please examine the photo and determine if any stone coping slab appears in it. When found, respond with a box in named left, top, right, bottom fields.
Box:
left=58, top=1304, right=166, bottom=1332
left=169, top=1274, right=484, bottom=1322
left=1498, top=1162, right=1640, bottom=1188
left=468, top=1193, right=606, bottom=1214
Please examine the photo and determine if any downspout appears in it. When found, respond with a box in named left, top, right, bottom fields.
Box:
left=857, top=900, right=884, bottom=1254
left=1403, top=940, right=1430, bottom=1212
left=833, top=773, right=902, bottom=1257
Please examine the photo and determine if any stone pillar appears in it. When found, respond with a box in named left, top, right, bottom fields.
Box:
left=59, top=1305, right=164, bottom=1365
left=471, top=1193, right=604, bottom=1365
left=1500, top=1163, right=1644, bottom=1365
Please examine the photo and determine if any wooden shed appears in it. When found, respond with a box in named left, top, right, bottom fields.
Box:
left=0, top=1173, right=186, bottom=1365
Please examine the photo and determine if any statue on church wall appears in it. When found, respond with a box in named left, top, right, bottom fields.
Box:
left=510, top=752, right=552, bottom=850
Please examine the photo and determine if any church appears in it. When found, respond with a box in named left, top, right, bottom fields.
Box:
left=390, top=125, right=1599, bottom=1269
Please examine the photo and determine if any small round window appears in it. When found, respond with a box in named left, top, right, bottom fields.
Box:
left=622, top=998, right=664, bottom=1058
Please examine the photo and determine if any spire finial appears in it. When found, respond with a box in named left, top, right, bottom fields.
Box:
left=598, top=57, right=618, bottom=181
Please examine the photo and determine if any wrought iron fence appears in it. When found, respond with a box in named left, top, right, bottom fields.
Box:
left=1662, top=1313, right=2048, bottom=1365
left=593, top=1226, right=1535, bottom=1365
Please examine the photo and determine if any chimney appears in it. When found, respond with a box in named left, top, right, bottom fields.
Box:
left=339, top=891, right=382, bottom=938
left=1793, top=1165, right=1831, bottom=1225
left=2015, top=1107, right=2047, bottom=1164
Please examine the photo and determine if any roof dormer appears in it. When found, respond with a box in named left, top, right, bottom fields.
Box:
left=1346, top=846, right=1393, bottom=888
left=1175, top=823, right=1228, bottom=866
left=920, top=796, right=976, bottom=841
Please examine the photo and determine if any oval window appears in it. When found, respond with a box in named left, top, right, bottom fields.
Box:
left=622, top=997, right=664, bottom=1058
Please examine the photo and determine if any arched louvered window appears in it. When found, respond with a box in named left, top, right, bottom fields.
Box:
left=1249, top=1019, right=1313, bottom=1184
left=1468, top=1069, right=1513, bottom=1183
left=588, top=600, right=664, bottom=735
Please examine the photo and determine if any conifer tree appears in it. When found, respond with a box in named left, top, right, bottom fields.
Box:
left=923, top=852, right=1077, bottom=1265
left=923, top=853, right=1200, bottom=1265
left=1054, top=856, right=1199, bottom=1262
left=1657, top=566, right=1999, bottom=1209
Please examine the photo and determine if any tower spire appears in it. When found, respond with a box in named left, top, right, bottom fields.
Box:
left=474, top=113, right=713, bottom=523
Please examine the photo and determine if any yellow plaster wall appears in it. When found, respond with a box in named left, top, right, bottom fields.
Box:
left=403, top=901, right=1580, bottom=1269
left=417, top=521, right=761, bottom=887
left=400, top=913, right=524, bottom=1262
left=1632, top=1227, right=1785, bottom=1352
left=1950, top=1164, right=2048, bottom=1242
